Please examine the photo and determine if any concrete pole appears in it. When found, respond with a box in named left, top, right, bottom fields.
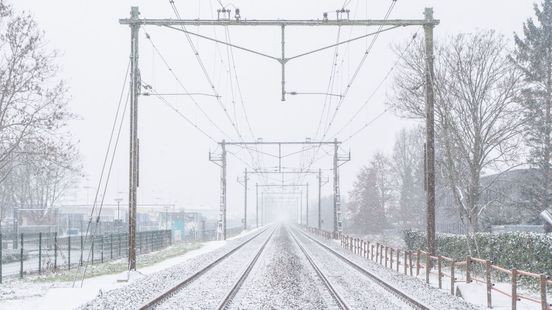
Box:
left=306, top=183, right=309, bottom=227
left=424, top=8, right=436, bottom=256
left=256, top=183, right=259, bottom=228
left=318, top=168, right=322, bottom=230
left=221, top=141, right=227, bottom=240
left=243, top=168, right=248, bottom=230
left=128, top=6, right=140, bottom=271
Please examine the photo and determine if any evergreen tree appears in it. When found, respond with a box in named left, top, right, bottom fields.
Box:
left=347, top=153, right=391, bottom=233
left=514, top=0, right=552, bottom=215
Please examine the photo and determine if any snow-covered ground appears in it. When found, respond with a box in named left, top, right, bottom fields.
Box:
left=231, top=225, right=331, bottom=309
left=4, top=224, right=536, bottom=310
left=0, top=238, right=226, bottom=310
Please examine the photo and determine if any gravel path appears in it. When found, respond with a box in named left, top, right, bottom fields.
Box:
left=297, top=227, right=483, bottom=310
left=79, top=227, right=272, bottom=310
left=231, top=225, right=332, bottom=309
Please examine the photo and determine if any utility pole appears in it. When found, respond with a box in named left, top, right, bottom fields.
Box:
left=299, top=191, right=303, bottom=225
left=333, top=138, right=350, bottom=236
left=220, top=142, right=227, bottom=239
left=318, top=168, right=322, bottom=230
left=333, top=139, right=340, bottom=234
left=255, top=183, right=259, bottom=228
left=306, top=183, right=309, bottom=227
left=424, top=8, right=436, bottom=257
left=261, top=192, right=265, bottom=225
left=241, top=169, right=248, bottom=230
left=127, top=6, right=140, bottom=271
left=209, top=140, right=227, bottom=240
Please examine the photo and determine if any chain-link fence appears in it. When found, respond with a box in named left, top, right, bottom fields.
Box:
left=0, top=230, right=171, bottom=282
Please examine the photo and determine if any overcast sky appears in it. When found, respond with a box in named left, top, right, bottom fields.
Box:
left=12, top=0, right=537, bottom=218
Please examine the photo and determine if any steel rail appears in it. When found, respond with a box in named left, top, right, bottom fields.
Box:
left=137, top=226, right=273, bottom=309
left=216, top=225, right=278, bottom=310
left=294, top=227, right=434, bottom=310
left=288, top=227, right=349, bottom=310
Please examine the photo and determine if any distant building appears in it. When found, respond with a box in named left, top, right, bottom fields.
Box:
left=436, top=169, right=547, bottom=234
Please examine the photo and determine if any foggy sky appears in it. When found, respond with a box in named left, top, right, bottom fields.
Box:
left=12, top=0, right=535, bottom=218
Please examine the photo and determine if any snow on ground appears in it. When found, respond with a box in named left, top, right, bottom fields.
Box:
left=0, top=230, right=260, bottom=310
left=155, top=228, right=273, bottom=309
left=292, top=227, right=411, bottom=309
left=232, top=225, right=330, bottom=309
left=302, top=228, right=481, bottom=310
left=80, top=227, right=265, bottom=309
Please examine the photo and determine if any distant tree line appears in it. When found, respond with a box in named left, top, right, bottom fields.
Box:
left=346, top=0, right=552, bottom=241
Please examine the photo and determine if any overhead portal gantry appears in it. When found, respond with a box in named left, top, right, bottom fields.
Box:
left=120, top=6, right=438, bottom=270
left=209, top=140, right=348, bottom=240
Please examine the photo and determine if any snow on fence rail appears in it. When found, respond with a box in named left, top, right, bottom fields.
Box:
left=304, top=226, right=552, bottom=310
left=0, top=230, right=172, bottom=283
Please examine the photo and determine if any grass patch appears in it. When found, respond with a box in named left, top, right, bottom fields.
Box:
left=29, top=242, right=202, bottom=283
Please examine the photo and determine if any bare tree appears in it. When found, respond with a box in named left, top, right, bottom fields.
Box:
left=0, top=2, right=78, bottom=228
left=0, top=2, right=70, bottom=181
left=391, top=127, right=425, bottom=230
left=389, top=31, right=524, bottom=253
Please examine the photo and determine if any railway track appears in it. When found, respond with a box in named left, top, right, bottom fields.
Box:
left=215, top=226, right=278, bottom=309
left=293, top=226, right=433, bottom=310
left=138, top=225, right=276, bottom=309
left=288, top=227, right=350, bottom=310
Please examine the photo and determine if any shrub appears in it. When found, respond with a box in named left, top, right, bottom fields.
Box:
left=403, top=230, right=552, bottom=277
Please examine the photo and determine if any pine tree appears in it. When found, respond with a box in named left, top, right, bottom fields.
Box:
left=514, top=0, right=552, bottom=215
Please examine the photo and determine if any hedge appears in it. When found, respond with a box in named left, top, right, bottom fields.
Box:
left=403, top=230, right=552, bottom=277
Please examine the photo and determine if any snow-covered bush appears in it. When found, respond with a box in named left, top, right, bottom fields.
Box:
left=403, top=230, right=552, bottom=277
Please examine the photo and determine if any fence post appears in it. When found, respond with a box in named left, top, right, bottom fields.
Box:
left=376, top=243, right=380, bottom=263
left=466, top=256, right=471, bottom=283
left=110, top=234, right=113, bottom=260
left=139, top=231, right=142, bottom=253
left=540, top=274, right=547, bottom=310
left=20, top=233, right=23, bottom=278
left=389, top=248, right=392, bottom=268
left=80, top=235, right=83, bottom=266
left=404, top=251, right=408, bottom=275
left=409, top=251, right=413, bottom=276
left=425, top=253, right=430, bottom=284
left=91, top=238, right=94, bottom=265
left=101, top=235, right=104, bottom=263
left=396, top=249, right=400, bottom=272
left=0, top=233, right=2, bottom=283
left=54, top=232, right=58, bottom=269
left=485, top=260, right=492, bottom=308
left=416, top=250, right=421, bottom=276
left=371, top=244, right=374, bottom=261
left=451, top=260, right=455, bottom=295
left=118, top=233, right=122, bottom=257
left=68, top=236, right=71, bottom=270
left=437, top=256, right=442, bottom=289
left=512, top=269, right=517, bottom=310
left=38, top=232, right=42, bottom=274
left=385, top=247, right=389, bottom=268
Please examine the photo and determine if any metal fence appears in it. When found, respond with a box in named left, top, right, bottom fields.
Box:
left=0, top=230, right=171, bottom=282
